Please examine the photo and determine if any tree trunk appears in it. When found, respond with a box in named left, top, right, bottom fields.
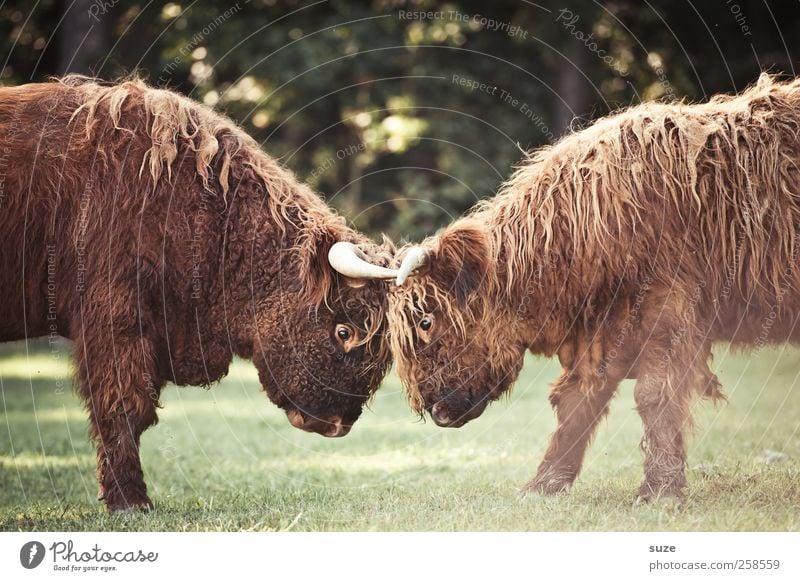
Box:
left=58, top=0, right=109, bottom=75
left=554, top=41, right=591, bottom=137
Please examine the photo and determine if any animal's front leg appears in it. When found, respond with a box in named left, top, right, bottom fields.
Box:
left=91, top=396, right=159, bottom=512
left=75, top=320, right=162, bottom=512
left=524, top=368, right=621, bottom=495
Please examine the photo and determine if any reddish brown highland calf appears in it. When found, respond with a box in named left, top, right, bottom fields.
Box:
left=0, top=77, right=397, bottom=511
left=388, top=74, right=800, bottom=501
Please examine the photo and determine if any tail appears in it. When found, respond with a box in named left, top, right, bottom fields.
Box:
left=701, top=370, right=726, bottom=402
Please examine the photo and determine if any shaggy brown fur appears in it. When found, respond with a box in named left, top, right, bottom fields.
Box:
left=388, top=73, right=800, bottom=501
left=0, top=77, right=393, bottom=512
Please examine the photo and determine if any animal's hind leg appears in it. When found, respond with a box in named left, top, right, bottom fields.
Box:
left=633, top=339, right=716, bottom=502
left=74, top=287, right=164, bottom=512
left=524, top=334, right=624, bottom=495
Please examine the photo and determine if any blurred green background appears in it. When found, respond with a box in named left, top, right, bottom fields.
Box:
left=2, top=0, right=798, bottom=241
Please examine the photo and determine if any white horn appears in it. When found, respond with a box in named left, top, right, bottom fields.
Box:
left=328, top=242, right=399, bottom=280
left=396, top=246, right=428, bottom=285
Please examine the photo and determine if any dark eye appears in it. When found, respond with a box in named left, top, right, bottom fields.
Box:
left=420, top=317, right=432, bottom=331
left=334, top=323, right=358, bottom=351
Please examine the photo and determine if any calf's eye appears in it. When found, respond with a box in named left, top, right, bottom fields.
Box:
left=337, top=326, right=351, bottom=341
left=420, top=316, right=433, bottom=331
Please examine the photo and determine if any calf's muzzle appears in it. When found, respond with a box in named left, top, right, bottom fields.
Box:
left=429, top=391, right=488, bottom=428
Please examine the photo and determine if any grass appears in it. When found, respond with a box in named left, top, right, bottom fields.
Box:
left=1, top=344, right=799, bottom=531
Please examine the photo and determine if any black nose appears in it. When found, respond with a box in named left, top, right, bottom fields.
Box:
left=429, top=391, right=490, bottom=428
left=431, top=402, right=452, bottom=426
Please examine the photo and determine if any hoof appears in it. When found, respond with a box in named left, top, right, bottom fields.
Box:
left=107, top=498, right=154, bottom=513
left=522, top=474, right=574, bottom=496
left=104, top=486, right=154, bottom=513
left=635, top=481, right=686, bottom=507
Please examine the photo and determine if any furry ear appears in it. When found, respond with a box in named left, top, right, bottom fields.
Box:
left=297, top=222, right=339, bottom=307
left=429, top=223, right=490, bottom=305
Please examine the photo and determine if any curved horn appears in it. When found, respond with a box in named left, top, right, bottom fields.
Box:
left=396, top=246, right=428, bottom=285
left=328, top=242, right=399, bottom=280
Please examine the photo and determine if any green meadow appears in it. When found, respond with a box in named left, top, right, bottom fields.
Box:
left=1, top=343, right=798, bottom=531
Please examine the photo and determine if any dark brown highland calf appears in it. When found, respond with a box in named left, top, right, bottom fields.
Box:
left=388, top=74, right=800, bottom=501
left=0, top=77, right=398, bottom=511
